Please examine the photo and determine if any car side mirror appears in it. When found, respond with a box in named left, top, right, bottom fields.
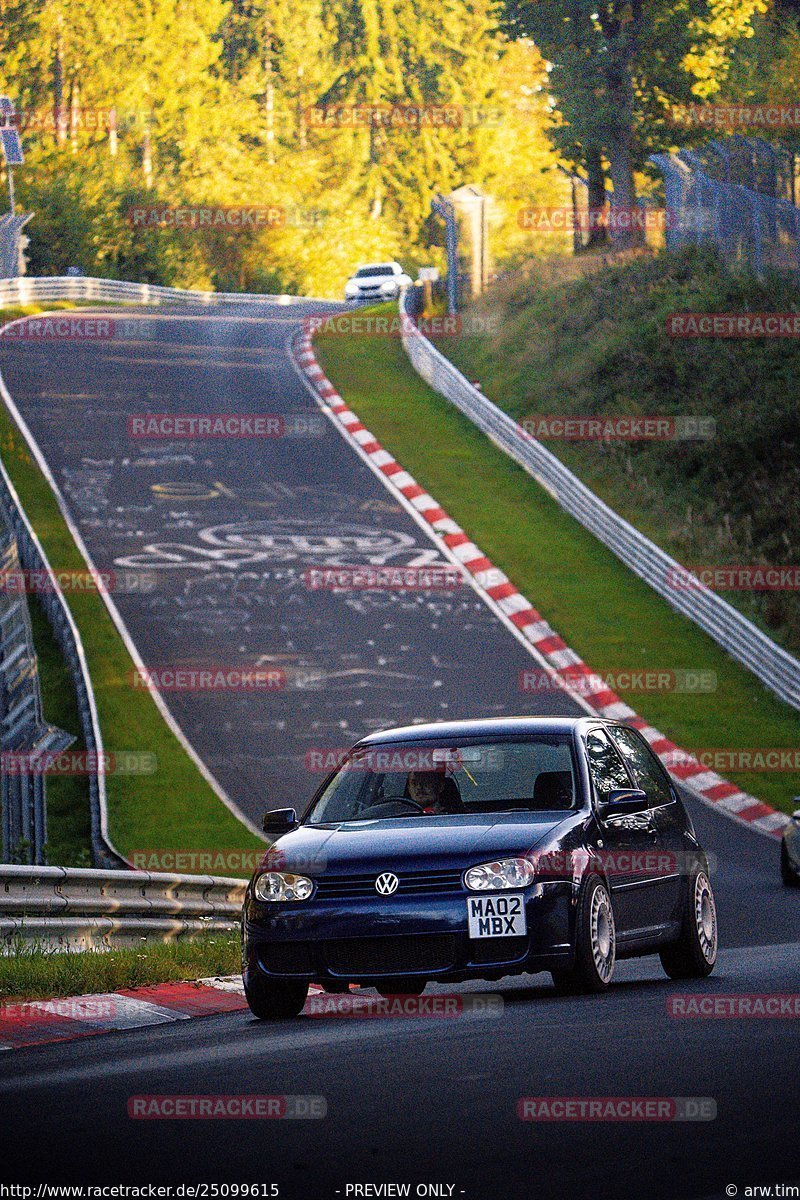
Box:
left=598, top=788, right=649, bottom=818
left=262, top=807, right=298, bottom=838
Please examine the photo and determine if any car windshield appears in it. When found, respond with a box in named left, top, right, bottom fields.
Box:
left=355, top=266, right=394, bottom=278
left=305, top=737, right=578, bottom=823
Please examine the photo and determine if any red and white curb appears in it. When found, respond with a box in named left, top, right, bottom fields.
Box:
left=0, top=978, right=329, bottom=1050
left=292, top=331, right=789, bottom=841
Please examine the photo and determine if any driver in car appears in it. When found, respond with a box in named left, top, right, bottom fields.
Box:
left=406, top=770, right=464, bottom=814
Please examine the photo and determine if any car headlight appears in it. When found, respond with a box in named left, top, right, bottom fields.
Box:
left=345, top=283, right=358, bottom=297
left=254, top=871, right=314, bottom=902
left=380, top=280, right=397, bottom=293
left=464, top=858, right=536, bottom=892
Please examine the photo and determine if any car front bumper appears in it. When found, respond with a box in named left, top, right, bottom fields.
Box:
left=243, top=882, right=574, bottom=986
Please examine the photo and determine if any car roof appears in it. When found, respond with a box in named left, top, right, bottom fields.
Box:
left=356, top=716, right=600, bottom=746
left=357, top=262, right=399, bottom=271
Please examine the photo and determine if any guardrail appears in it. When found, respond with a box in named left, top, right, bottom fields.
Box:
left=0, top=275, right=308, bottom=869
left=1, top=864, right=247, bottom=946
left=0, top=275, right=306, bottom=308
left=0, top=455, right=124, bottom=868
left=399, top=290, right=800, bottom=714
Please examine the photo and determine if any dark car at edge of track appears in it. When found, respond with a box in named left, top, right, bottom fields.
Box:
left=242, top=716, right=718, bottom=1018
left=781, top=804, right=800, bottom=886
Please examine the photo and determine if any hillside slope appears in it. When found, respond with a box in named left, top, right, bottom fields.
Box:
left=445, top=249, right=800, bottom=655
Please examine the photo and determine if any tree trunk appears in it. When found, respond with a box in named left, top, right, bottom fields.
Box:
left=69, top=76, right=79, bottom=152
left=297, top=63, right=306, bottom=150
left=607, top=130, right=644, bottom=248
left=601, top=0, right=644, bottom=249
left=586, top=146, right=609, bottom=248
left=142, top=124, right=153, bottom=188
left=108, top=107, right=117, bottom=157
left=263, top=62, right=275, bottom=165
left=53, top=33, right=66, bottom=148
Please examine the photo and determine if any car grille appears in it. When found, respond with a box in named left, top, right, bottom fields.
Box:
left=323, top=934, right=456, bottom=977
left=313, top=869, right=464, bottom=899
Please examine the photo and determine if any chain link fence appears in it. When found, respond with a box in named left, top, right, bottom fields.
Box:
left=0, top=503, right=74, bottom=865
left=651, top=137, right=800, bottom=278
left=0, top=213, right=32, bottom=278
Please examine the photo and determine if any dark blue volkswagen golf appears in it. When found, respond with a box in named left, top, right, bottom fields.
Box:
left=242, top=717, right=717, bottom=1018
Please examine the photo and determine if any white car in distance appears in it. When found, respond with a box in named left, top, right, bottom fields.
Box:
left=344, top=261, right=413, bottom=303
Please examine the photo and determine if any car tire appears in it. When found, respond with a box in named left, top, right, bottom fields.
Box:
left=781, top=841, right=800, bottom=887
left=244, top=974, right=309, bottom=1020
left=551, top=876, right=616, bottom=995
left=659, top=866, right=717, bottom=979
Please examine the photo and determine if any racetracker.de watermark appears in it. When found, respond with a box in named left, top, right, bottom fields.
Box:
left=127, top=1095, right=326, bottom=1120
left=517, top=206, right=679, bottom=234
left=127, top=414, right=323, bottom=438
left=0, top=107, right=116, bottom=132
left=517, top=1096, right=716, bottom=1121
left=304, top=746, right=505, bottom=773
left=667, top=313, right=800, bottom=338
left=128, top=206, right=286, bottom=230
left=305, top=993, right=503, bottom=1018
left=301, top=566, right=464, bottom=592
left=302, top=103, right=502, bottom=129
left=666, top=748, right=800, bottom=772
left=1, top=998, right=118, bottom=1021
left=304, top=313, right=499, bottom=338
left=668, top=994, right=800, bottom=1018
left=519, top=415, right=715, bottom=441
left=0, top=568, right=157, bottom=596
left=671, top=102, right=800, bottom=130
left=519, top=668, right=717, bottom=695
left=666, top=566, right=800, bottom=592
left=131, top=847, right=326, bottom=873
left=0, top=751, right=156, bottom=776
left=1, top=316, right=116, bottom=341
left=131, top=666, right=287, bottom=692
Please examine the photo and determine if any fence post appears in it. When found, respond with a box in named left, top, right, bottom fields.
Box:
left=431, top=195, right=458, bottom=315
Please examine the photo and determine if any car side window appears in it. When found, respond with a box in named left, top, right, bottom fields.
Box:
left=609, top=726, right=673, bottom=808
left=585, top=729, right=632, bottom=800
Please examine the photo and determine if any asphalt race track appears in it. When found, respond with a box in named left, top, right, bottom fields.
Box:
left=1, top=304, right=798, bottom=1199
left=0, top=303, right=581, bottom=821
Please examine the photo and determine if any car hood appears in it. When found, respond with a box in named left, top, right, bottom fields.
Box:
left=264, top=814, right=579, bottom=876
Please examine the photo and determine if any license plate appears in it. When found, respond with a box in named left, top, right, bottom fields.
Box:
left=467, top=893, right=527, bottom=938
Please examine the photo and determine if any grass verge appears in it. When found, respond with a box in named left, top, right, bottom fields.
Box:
left=315, top=307, right=800, bottom=815
left=444, top=248, right=800, bottom=656
left=0, top=931, right=239, bottom=1002
left=0, top=305, right=262, bottom=868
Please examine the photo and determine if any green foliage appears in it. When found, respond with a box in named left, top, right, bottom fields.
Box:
left=0, top=0, right=567, bottom=294
left=504, top=0, right=769, bottom=206
left=0, top=932, right=240, bottom=1001
left=446, top=248, right=800, bottom=654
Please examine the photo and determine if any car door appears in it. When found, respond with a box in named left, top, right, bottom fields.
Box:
left=584, top=727, right=666, bottom=938
left=608, top=725, right=684, bottom=921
